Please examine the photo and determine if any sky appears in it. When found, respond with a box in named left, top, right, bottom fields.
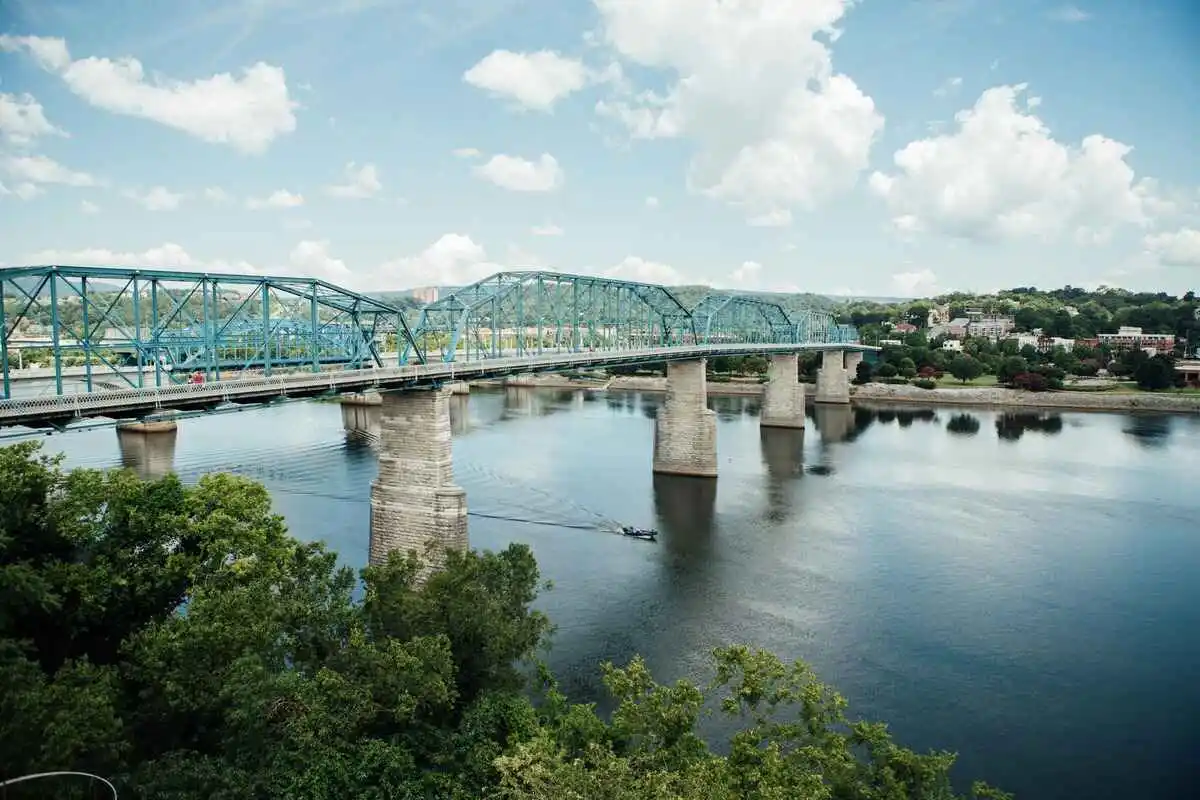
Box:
left=0, top=0, right=1198, bottom=298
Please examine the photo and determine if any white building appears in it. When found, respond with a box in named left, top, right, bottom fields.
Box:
left=941, top=339, right=963, bottom=352
left=1097, top=326, right=1175, bottom=355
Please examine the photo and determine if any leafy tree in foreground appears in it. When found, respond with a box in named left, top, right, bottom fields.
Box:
left=0, top=442, right=1006, bottom=799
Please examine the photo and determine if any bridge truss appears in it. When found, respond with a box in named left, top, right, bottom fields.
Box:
left=403, top=271, right=697, bottom=362
left=0, top=266, right=422, bottom=398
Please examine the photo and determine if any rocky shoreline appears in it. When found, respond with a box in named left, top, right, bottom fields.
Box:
left=479, top=373, right=1200, bottom=414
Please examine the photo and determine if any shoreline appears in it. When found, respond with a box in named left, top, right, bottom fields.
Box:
left=476, top=373, right=1200, bottom=414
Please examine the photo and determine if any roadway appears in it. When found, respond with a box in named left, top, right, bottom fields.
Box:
left=0, top=342, right=869, bottom=429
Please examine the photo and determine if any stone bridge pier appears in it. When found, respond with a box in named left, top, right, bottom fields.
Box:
left=760, top=353, right=805, bottom=428
left=653, top=359, right=718, bottom=477
left=816, top=350, right=860, bottom=404
left=369, top=386, right=468, bottom=574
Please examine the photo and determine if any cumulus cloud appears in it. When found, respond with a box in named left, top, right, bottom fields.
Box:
left=24, top=243, right=259, bottom=275
left=452, top=147, right=482, bottom=159
left=0, top=34, right=297, bottom=153
left=747, top=209, right=792, bottom=227
left=604, top=255, right=685, bottom=285
left=463, top=50, right=588, bottom=111
left=245, top=189, right=304, bottom=209
left=377, top=234, right=502, bottom=288
left=592, top=0, right=883, bottom=216
left=891, top=269, right=939, bottom=297
left=81, top=199, right=99, bottom=214
left=0, top=92, right=65, bottom=146
left=1144, top=228, right=1200, bottom=268
left=644, top=195, right=659, bottom=208
left=288, top=240, right=356, bottom=284
left=729, top=260, right=763, bottom=287
left=473, top=153, right=563, bottom=192
left=326, top=162, right=382, bottom=199
left=123, top=186, right=184, bottom=211
left=2, top=154, right=96, bottom=187
left=531, top=223, right=563, bottom=236
left=869, top=84, right=1153, bottom=243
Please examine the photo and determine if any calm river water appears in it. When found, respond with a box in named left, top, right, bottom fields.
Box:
left=9, top=387, right=1199, bottom=800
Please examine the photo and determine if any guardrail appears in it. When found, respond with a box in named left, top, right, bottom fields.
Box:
left=0, top=342, right=867, bottom=424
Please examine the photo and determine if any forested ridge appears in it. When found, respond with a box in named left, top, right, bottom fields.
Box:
left=0, top=441, right=1009, bottom=799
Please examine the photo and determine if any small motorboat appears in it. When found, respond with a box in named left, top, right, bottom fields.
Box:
left=621, top=526, right=658, bottom=540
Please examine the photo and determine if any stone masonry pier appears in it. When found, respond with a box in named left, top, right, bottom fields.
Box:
left=652, top=359, right=718, bottom=477
left=760, top=353, right=805, bottom=428
left=816, top=350, right=857, bottom=404
left=369, top=387, right=468, bottom=573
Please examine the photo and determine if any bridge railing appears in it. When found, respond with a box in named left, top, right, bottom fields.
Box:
left=0, top=341, right=871, bottom=423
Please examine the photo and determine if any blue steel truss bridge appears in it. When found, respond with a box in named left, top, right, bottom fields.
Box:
left=1, top=266, right=865, bottom=429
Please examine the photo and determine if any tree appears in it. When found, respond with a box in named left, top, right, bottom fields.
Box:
left=997, top=356, right=1029, bottom=385
left=1134, top=355, right=1177, bottom=390
left=949, top=355, right=984, bottom=383
left=854, top=359, right=873, bottom=384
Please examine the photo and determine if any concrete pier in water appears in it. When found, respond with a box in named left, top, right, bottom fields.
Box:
left=369, top=388, right=468, bottom=575
left=652, top=359, right=718, bottom=477
left=816, top=350, right=853, bottom=404
left=759, top=353, right=806, bottom=428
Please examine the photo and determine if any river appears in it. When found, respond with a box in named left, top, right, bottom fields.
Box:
left=8, top=386, right=1199, bottom=800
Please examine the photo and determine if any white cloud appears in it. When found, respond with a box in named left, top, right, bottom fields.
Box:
left=869, top=84, right=1152, bottom=243
left=729, top=260, right=762, bottom=287
left=2, top=154, right=96, bottom=187
left=891, top=269, right=939, bottom=297
left=592, top=0, right=883, bottom=216
left=123, top=186, right=184, bottom=211
left=0, top=92, right=65, bottom=146
left=203, top=186, right=232, bottom=203
left=644, top=195, right=659, bottom=208
left=747, top=209, right=792, bottom=227
left=326, top=161, right=382, bottom=199
left=1048, top=5, right=1091, bottom=23
left=288, top=240, right=356, bottom=284
left=246, top=189, right=304, bottom=209
left=24, top=243, right=259, bottom=275
left=452, top=147, right=481, bottom=159
left=81, top=199, right=99, bottom=214
left=933, top=76, right=962, bottom=97
left=473, top=153, right=563, bottom=192
left=531, top=223, right=563, bottom=236
left=604, top=255, right=684, bottom=285
left=1144, top=228, right=1200, bottom=268
left=2, top=181, right=43, bottom=200
left=463, top=50, right=588, bottom=111
left=377, top=233, right=502, bottom=288
left=0, top=34, right=297, bottom=154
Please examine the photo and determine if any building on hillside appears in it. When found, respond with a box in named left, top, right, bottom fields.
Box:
left=411, top=286, right=439, bottom=304
left=892, top=322, right=918, bottom=334
left=927, top=304, right=951, bottom=328
left=941, top=339, right=963, bottom=352
left=1097, top=326, right=1176, bottom=355
left=966, top=311, right=1014, bottom=340
left=1013, top=333, right=1040, bottom=350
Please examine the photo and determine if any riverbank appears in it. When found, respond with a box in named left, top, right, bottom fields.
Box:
left=477, top=373, right=1200, bottom=413
left=851, top=382, right=1200, bottom=414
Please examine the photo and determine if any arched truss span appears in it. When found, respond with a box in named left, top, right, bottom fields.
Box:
left=404, top=271, right=698, bottom=362
left=1, top=265, right=421, bottom=399
left=691, top=293, right=794, bottom=344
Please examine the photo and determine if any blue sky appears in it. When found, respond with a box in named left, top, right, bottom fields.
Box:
left=1, top=0, right=1197, bottom=297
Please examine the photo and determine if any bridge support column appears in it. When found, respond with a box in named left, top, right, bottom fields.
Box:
left=760, top=353, right=805, bottom=428
left=845, top=351, right=864, bottom=379
left=653, top=359, right=717, bottom=477
left=815, top=350, right=850, bottom=404
left=370, top=387, right=467, bottom=575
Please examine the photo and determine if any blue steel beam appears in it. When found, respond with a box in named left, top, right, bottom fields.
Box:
left=403, top=270, right=699, bottom=363
left=1, top=265, right=425, bottom=398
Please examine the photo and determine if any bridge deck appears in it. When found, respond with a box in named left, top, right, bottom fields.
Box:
left=0, top=343, right=872, bottom=428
